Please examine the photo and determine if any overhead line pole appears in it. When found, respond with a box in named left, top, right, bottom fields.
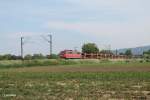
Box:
left=49, top=34, right=52, bottom=56
left=21, top=37, right=23, bottom=60
left=41, top=34, right=53, bottom=56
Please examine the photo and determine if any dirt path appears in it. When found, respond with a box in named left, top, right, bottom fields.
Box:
left=3, top=65, right=150, bottom=73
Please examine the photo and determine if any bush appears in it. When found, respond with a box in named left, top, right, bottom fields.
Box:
left=146, top=59, right=150, bottom=62
left=47, top=54, right=59, bottom=59
left=125, top=60, right=130, bottom=63
left=24, top=55, right=32, bottom=60
left=32, top=54, right=46, bottom=59
left=139, top=60, right=144, bottom=63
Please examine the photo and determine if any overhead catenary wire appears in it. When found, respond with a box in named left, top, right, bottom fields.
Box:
left=41, top=34, right=53, bottom=55
left=20, top=35, right=40, bottom=59
left=20, top=33, right=53, bottom=58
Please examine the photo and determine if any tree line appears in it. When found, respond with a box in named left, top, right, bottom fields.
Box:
left=82, top=43, right=132, bottom=55
left=0, top=54, right=58, bottom=60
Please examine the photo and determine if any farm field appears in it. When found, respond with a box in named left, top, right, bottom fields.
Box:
left=0, top=61, right=150, bottom=100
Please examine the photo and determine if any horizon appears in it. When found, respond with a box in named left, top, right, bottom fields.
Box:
left=0, top=0, right=150, bottom=55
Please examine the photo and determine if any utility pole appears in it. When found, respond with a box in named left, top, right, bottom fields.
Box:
left=74, top=47, right=78, bottom=52
left=41, top=34, right=53, bottom=56
left=21, top=37, right=24, bottom=60
left=116, top=49, right=118, bottom=55
left=108, top=44, right=111, bottom=54
left=49, top=34, right=52, bottom=56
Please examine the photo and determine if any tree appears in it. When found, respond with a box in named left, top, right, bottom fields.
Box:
left=24, top=54, right=33, bottom=60
left=143, top=50, right=150, bottom=55
left=0, top=55, right=3, bottom=60
left=125, top=49, right=132, bottom=57
left=47, top=54, right=59, bottom=59
left=0, top=54, right=21, bottom=60
left=32, top=54, right=46, bottom=59
left=100, top=50, right=113, bottom=54
left=11, top=55, right=22, bottom=60
left=119, top=52, right=124, bottom=55
left=3, top=54, right=12, bottom=60
left=82, top=43, right=99, bottom=54
left=143, top=50, right=150, bottom=59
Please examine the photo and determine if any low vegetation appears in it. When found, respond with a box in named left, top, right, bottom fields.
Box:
left=0, top=54, right=59, bottom=60
left=0, top=58, right=150, bottom=99
left=0, top=72, right=150, bottom=99
left=0, top=59, right=150, bottom=69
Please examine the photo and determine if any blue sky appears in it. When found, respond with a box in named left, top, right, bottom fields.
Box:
left=0, top=0, right=150, bottom=55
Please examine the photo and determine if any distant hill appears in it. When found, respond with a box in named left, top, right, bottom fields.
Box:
left=113, top=45, right=150, bottom=55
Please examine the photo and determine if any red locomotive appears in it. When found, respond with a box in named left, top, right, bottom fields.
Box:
left=59, top=50, right=81, bottom=59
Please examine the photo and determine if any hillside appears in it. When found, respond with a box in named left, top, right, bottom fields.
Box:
left=114, top=45, right=150, bottom=55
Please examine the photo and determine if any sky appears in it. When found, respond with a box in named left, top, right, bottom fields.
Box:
left=0, top=0, right=150, bottom=55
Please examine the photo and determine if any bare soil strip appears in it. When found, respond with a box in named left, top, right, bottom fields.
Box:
left=4, top=65, right=150, bottom=72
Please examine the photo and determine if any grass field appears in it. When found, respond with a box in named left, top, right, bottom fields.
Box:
left=0, top=59, right=149, bottom=69
left=0, top=60, right=150, bottom=100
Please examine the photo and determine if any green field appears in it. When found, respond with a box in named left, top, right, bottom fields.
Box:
left=0, top=59, right=149, bottom=69
left=1, top=72, right=150, bottom=100
left=0, top=60, right=150, bottom=100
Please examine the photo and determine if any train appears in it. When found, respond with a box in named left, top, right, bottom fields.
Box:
left=59, top=50, right=81, bottom=59
left=59, top=50, right=127, bottom=59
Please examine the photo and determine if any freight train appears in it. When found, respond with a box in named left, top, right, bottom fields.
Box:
left=59, top=50, right=127, bottom=59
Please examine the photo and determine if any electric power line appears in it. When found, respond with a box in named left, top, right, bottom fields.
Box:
left=20, top=34, right=53, bottom=57
left=41, top=34, right=53, bottom=55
